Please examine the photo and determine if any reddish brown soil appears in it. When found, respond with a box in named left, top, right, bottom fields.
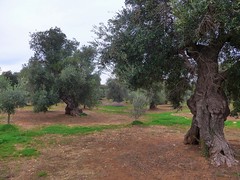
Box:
left=0, top=105, right=239, bottom=180
left=10, top=109, right=133, bottom=129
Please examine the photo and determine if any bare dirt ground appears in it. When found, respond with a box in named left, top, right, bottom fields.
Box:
left=0, top=105, right=240, bottom=180
left=10, top=109, right=133, bottom=129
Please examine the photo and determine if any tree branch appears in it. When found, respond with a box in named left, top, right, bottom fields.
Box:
left=179, top=49, right=197, bottom=75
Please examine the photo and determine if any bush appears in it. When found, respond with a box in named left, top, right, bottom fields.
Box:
left=0, top=77, right=27, bottom=124
left=131, top=90, right=149, bottom=120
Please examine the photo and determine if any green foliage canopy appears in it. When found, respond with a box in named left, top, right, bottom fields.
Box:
left=94, top=0, right=240, bottom=110
left=94, top=0, right=190, bottom=107
left=0, top=76, right=27, bottom=123
left=171, top=0, right=240, bottom=112
left=22, top=27, right=101, bottom=113
left=106, top=78, right=128, bottom=102
left=2, top=71, right=18, bottom=87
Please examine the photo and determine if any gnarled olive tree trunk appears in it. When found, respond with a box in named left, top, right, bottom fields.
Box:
left=184, top=46, right=238, bottom=167
left=61, top=96, right=83, bottom=116
left=150, top=101, right=157, bottom=110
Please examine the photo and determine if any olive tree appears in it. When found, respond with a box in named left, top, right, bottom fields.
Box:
left=106, top=78, right=128, bottom=102
left=94, top=0, right=240, bottom=166
left=0, top=76, right=26, bottom=124
left=23, top=27, right=101, bottom=115
left=130, top=90, right=149, bottom=120
left=171, top=0, right=240, bottom=166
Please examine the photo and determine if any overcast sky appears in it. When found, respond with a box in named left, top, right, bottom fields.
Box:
left=0, top=0, right=124, bottom=83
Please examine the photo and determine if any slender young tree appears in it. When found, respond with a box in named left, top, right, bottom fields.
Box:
left=0, top=76, right=26, bottom=124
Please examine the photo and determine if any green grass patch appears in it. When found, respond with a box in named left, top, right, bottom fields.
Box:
left=131, top=120, right=144, bottom=126
left=79, top=112, right=88, bottom=116
left=0, top=123, right=124, bottom=158
left=0, top=124, right=19, bottom=132
left=18, top=148, right=39, bottom=157
left=0, top=124, right=33, bottom=158
left=225, top=120, right=240, bottom=128
left=38, top=171, right=48, bottom=177
left=145, top=112, right=191, bottom=126
left=145, top=111, right=240, bottom=129
left=1, top=109, right=238, bottom=159
left=97, top=105, right=130, bottom=114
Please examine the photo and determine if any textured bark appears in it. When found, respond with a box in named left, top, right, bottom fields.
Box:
left=61, top=96, right=83, bottom=116
left=7, top=113, right=10, bottom=124
left=65, top=104, right=83, bottom=116
left=149, top=101, right=157, bottom=110
left=184, top=46, right=239, bottom=167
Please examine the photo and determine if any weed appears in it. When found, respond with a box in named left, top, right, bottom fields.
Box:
left=234, top=172, right=240, bottom=177
left=38, top=171, right=48, bottom=177
left=79, top=112, right=87, bottom=116
left=131, top=120, right=144, bottom=126
left=18, top=148, right=39, bottom=157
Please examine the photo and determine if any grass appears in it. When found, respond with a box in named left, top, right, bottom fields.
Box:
left=144, top=112, right=240, bottom=129
left=0, top=124, right=35, bottom=158
left=18, top=148, right=39, bottom=157
left=145, top=111, right=240, bottom=129
left=0, top=103, right=129, bottom=159
left=38, top=171, right=48, bottom=177
left=93, top=108, right=192, bottom=127
left=97, top=105, right=130, bottom=114
left=225, top=120, right=240, bottom=128
left=145, top=112, right=192, bottom=126
left=131, top=120, right=144, bottom=125
left=0, top=123, right=124, bottom=158
left=0, top=104, right=239, bottom=159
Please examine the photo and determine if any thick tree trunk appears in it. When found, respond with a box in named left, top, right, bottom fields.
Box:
left=184, top=46, right=238, bottom=167
left=61, top=96, right=83, bottom=116
left=7, top=113, right=10, bottom=124
left=149, top=101, right=157, bottom=110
